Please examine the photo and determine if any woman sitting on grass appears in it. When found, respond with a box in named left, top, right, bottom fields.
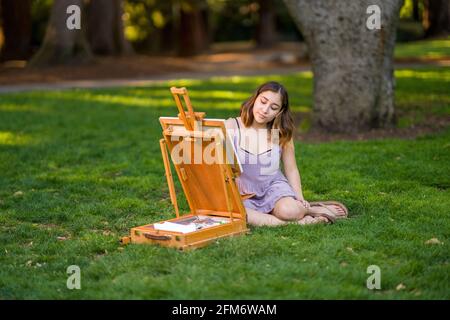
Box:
left=225, top=81, right=348, bottom=226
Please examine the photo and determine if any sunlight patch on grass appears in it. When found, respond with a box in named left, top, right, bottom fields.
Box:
left=395, top=38, right=450, bottom=59
left=395, top=92, right=450, bottom=102
left=291, top=105, right=311, bottom=113
left=423, top=51, right=450, bottom=59
left=296, top=71, right=313, bottom=78
left=166, top=79, right=204, bottom=88
left=210, top=71, right=313, bottom=84
left=395, top=69, right=450, bottom=81
left=122, top=88, right=170, bottom=97
left=195, top=101, right=241, bottom=110
left=0, top=104, right=49, bottom=113
left=71, top=93, right=175, bottom=108
left=191, top=90, right=248, bottom=100
left=0, top=131, right=33, bottom=146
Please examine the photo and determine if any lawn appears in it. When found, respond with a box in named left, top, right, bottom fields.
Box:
left=0, top=66, right=449, bottom=299
left=395, top=36, right=450, bottom=59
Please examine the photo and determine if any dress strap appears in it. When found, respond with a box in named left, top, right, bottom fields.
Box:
left=234, top=117, right=241, bottom=145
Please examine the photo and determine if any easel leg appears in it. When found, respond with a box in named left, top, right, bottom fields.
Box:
left=160, top=138, right=180, bottom=218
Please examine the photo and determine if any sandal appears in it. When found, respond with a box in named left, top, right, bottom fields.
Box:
left=309, top=201, right=348, bottom=219
left=307, top=203, right=337, bottom=224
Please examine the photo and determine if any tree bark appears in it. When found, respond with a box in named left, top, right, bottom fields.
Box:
left=255, top=0, right=277, bottom=48
left=0, top=0, right=32, bottom=61
left=87, top=0, right=133, bottom=55
left=28, top=0, right=92, bottom=67
left=423, top=0, right=450, bottom=37
left=283, top=0, right=403, bottom=133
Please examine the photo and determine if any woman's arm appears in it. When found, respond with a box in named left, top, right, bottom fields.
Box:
left=281, top=139, right=305, bottom=200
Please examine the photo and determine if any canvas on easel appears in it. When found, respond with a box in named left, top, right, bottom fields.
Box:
left=120, top=87, right=249, bottom=250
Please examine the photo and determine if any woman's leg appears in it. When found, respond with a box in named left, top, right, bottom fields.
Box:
left=246, top=207, right=288, bottom=226
left=245, top=197, right=330, bottom=227
left=272, top=197, right=308, bottom=221
left=246, top=207, right=325, bottom=226
left=271, top=197, right=330, bottom=224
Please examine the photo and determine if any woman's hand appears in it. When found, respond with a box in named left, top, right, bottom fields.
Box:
left=296, top=199, right=310, bottom=208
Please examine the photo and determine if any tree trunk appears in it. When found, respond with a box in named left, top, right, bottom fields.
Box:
left=283, top=0, right=403, bottom=133
left=160, top=15, right=176, bottom=53
left=28, top=0, right=92, bottom=67
left=423, top=0, right=450, bottom=37
left=150, top=1, right=176, bottom=54
left=178, top=0, right=209, bottom=56
left=255, top=0, right=277, bottom=48
left=87, top=0, right=133, bottom=55
left=412, top=0, right=420, bottom=22
left=0, top=0, right=32, bottom=61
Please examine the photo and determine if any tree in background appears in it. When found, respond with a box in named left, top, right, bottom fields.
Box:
left=0, top=0, right=32, bottom=61
left=179, top=0, right=209, bottom=56
left=208, top=0, right=298, bottom=46
left=423, top=0, right=450, bottom=37
left=255, top=0, right=277, bottom=47
left=123, top=0, right=209, bottom=56
left=412, top=0, right=420, bottom=22
left=397, top=0, right=449, bottom=40
left=158, top=1, right=177, bottom=53
left=87, top=0, right=133, bottom=55
left=284, top=0, right=404, bottom=133
left=29, top=0, right=92, bottom=66
left=20, top=0, right=290, bottom=58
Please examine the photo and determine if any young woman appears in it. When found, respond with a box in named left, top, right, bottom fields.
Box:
left=225, top=81, right=348, bottom=226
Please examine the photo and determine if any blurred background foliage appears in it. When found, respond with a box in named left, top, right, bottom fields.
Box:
left=0, top=0, right=448, bottom=61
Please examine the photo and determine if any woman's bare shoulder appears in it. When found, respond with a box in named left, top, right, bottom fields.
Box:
left=224, top=117, right=238, bottom=130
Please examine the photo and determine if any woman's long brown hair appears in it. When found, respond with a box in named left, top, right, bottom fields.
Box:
left=240, top=81, right=294, bottom=147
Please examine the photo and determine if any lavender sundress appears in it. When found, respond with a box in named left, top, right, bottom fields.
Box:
left=232, top=117, right=299, bottom=214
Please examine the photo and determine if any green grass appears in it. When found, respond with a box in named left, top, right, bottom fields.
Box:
left=395, top=36, right=450, bottom=59
left=0, top=66, right=449, bottom=299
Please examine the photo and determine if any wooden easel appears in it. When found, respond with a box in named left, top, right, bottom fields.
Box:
left=121, top=87, right=248, bottom=250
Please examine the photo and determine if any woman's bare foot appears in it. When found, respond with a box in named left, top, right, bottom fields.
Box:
left=328, top=204, right=346, bottom=217
left=295, top=199, right=338, bottom=223
left=309, top=201, right=348, bottom=220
